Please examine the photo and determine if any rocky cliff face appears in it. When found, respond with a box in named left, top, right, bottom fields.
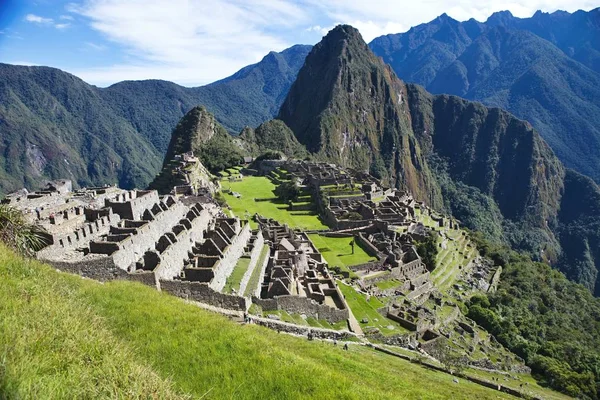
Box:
left=279, top=25, right=440, bottom=204
left=406, top=83, right=600, bottom=294
left=406, top=84, right=565, bottom=225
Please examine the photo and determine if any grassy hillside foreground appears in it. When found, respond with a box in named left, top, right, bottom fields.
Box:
left=0, top=245, right=517, bottom=399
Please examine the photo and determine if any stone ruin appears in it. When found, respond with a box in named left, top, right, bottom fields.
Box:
left=5, top=180, right=263, bottom=312
left=253, top=216, right=350, bottom=323
left=151, top=151, right=219, bottom=197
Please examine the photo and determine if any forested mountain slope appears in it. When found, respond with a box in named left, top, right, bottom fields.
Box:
left=0, top=45, right=311, bottom=194
left=370, top=8, right=600, bottom=183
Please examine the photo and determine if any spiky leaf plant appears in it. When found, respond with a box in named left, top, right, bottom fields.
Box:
left=0, top=205, right=49, bottom=256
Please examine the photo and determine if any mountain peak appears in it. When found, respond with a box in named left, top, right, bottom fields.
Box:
left=162, top=106, right=224, bottom=164
left=317, top=24, right=367, bottom=55
left=436, top=13, right=455, bottom=22
left=486, top=10, right=515, bottom=25
left=326, top=24, right=362, bottom=39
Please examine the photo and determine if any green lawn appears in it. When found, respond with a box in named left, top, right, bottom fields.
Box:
left=223, top=256, right=251, bottom=294
left=337, top=281, right=408, bottom=336
left=244, top=244, right=269, bottom=297
left=221, top=176, right=327, bottom=230
left=0, top=245, right=522, bottom=399
left=375, top=279, right=402, bottom=290
left=308, top=234, right=376, bottom=274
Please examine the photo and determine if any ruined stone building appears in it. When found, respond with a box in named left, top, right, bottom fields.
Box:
left=253, top=217, right=350, bottom=323
left=5, top=180, right=261, bottom=312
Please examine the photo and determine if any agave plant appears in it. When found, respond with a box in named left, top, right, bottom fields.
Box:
left=0, top=204, right=50, bottom=256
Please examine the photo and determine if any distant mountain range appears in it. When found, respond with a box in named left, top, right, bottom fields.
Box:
left=370, top=8, right=600, bottom=182
left=0, top=44, right=311, bottom=193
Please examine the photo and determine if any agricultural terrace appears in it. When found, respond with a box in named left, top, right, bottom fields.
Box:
left=221, top=175, right=327, bottom=230
left=414, top=208, right=478, bottom=292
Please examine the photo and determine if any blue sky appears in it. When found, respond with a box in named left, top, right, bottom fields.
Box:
left=0, top=0, right=597, bottom=87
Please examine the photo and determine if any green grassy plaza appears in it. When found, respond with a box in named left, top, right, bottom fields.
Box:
left=221, top=176, right=327, bottom=230
left=307, top=234, right=377, bottom=272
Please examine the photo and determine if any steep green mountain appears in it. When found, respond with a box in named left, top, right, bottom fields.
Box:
left=237, top=119, right=308, bottom=159
left=0, top=63, right=161, bottom=192
left=149, top=106, right=242, bottom=194
left=279, top=25, right=440, bottom=204
left=406, top=83, right=600, bottom=295
left=280, top=24, right=600, bottom=295
left=485, top=9, right=600, bottom=74
left=556, top=170, right=600, bottom=292
left=0, top=44, right=311, bottom=194
left=150, top=109, right=310, bottom=194
left=370, top=9, right=600, bottom=183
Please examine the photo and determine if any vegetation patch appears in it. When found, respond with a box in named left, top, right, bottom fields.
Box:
left=243, top=244, right=270, bottom=297
left=467, top=235, right=600, bottom=399
left=223, top=256, right=252, bottom=294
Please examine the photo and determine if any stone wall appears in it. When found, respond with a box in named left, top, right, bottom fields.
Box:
left=253, top=245, right=270, bottom=298
left=237, top=232, right=265, bottom=296
left=109, top=202, right=188, bottom=270
left=252, top=294, right=349, bottom=323
left=349, top=260, right=385, bottom=272
left=387, top=312, right=418, bottom=331
left=153, top=207, right=212, bottom=279
left=105, top=190, right=160, bottom=221
left=160, top=279, right=248, bottom=311
left=209, top=222, right=252, bottom=291
left=46, top=256, right=129, bottom=282
left=488, top=266, right=502, bottom=293
left=249, top=316, right=356, bottom=340
left=406, top=281, right=433, bottom=300
left=38, top=213, right=120, bottom=258
left=356, top=233, right=384, bottom=259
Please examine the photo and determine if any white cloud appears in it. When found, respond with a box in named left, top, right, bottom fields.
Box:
left=24, top=14, right=53, bottom=24
left=69, top=0, right=310, bottom=86
left=60, top=15, right=74, bottom=20
left=344, top=20, right=406, bottom=42
left=60, top=0, right=600, bottom=86
left=9, top=61, right=39, bottom=66
left=70, top=63, right=230, bottom=87
left=24, top=13, right=72, bottom=30
left=85, top=42, right=107, bottom=51
left=305, top=25, right=333, bottom=35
